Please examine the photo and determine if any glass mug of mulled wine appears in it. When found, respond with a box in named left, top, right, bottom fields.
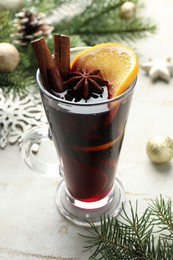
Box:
left=21, top=42, right=137, bottom=226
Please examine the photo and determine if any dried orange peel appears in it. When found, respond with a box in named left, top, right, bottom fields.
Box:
left=71, top=42, right=138, bottom=98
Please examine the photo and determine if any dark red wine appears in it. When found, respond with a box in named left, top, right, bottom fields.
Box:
left=41, top=92, right=133, bottom=202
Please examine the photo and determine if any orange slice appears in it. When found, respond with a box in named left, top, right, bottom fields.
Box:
left=71, top=42, right=138, bottom=97
left=72, top=131, right=123, bottom=152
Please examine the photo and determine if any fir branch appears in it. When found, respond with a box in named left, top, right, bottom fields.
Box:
left=0, top=11, right=14, bottom=42
left=148, top=195, right=173, bottom=240
left=75, top=0, right=140, bottom=29
left=88, top=16, right=156, bottom=42
left=54, top=0, right=156, bottom=45
left=26, top=0, right=79, bottom=13
left=80, top=197, right=173, bottom=260
left=0, top=0, right=157, bottom=94
left=69, top=35, right=86, bottom=47
left=0, top=70, right=35, bottom=96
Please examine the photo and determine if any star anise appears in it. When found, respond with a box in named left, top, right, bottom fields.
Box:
left=64, top=68, right=108, bottom=100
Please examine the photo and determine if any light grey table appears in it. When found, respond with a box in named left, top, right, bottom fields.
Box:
left=1, top=1, right=173, bottom=259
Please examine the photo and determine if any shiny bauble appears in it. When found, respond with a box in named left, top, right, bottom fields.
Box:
left=0, top=0, right=24, bottom=11
left=146, top=135, right=173, bottom=164
left=120, top=2, right=136, bottom=19
left=0, top=43, right=20, bottom=72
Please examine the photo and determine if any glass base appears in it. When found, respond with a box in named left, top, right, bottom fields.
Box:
left=55, top=178, right=125, bottom=227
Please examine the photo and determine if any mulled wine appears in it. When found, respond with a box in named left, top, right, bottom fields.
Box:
left=41, top=88, right=133, bottom=203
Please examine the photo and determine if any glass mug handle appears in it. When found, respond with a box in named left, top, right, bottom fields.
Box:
left=21, top=126, right=64, bottom=177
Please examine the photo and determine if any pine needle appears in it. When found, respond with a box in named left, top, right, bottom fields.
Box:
left=80, top=197, right=173, bottom=260
left=0, top=0, right=157, bottom=94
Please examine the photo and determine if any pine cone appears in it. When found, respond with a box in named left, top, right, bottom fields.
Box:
left=13, top=8, right=54, bottom=46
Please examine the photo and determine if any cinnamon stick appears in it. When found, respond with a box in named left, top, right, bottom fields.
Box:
left=31, top=37, right=64, bottom=93
left=31, top=38, right=49, bottom=91
left=54, top=34, right=70, bottom=80
left=54, top=34, right=61, bottom=72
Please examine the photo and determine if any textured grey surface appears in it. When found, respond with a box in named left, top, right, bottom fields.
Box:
left=1, top=1, right=173, bottom=259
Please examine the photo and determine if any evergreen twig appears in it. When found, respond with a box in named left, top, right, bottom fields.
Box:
left=0, top=70, right=35, bottom=96
left=80, top=197, right=173, bottom=260
left=54, top=0, right=156, bottom=45
left=0, top=0, right=156, bottom=94
left=148, top=195, right=173, bottom=240
left=0, top=11, right=14, bottom=42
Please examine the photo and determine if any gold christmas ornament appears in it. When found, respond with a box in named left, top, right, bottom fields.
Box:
left=0, top=43, right=20, bottom=72
left=146, top=135, right=173, bottom=164
left=120, top=1, right=136, bottom=19
left=0, top=0, right=24, bottom=11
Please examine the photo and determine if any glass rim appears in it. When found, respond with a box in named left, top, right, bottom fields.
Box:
left=36, top=46, right=137, bottom=106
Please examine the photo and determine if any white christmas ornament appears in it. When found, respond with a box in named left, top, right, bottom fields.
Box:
left=141, top=57, right=173, bottom=82
left=0, top=89, right=46, bottom=149
left=0, top=0, right=24, bottom=11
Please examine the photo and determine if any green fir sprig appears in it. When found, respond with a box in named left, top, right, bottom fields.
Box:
left=0, top=70, right=35, bottom=96
left=148, top=196, right=173, bottom=241
left=80, top=196, right=173, bottom=260
left=54, top=0, right=156, bottom=45
left=0, top=11, right=14, bottom=42
left=0, top=0, right=156, bottom=94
